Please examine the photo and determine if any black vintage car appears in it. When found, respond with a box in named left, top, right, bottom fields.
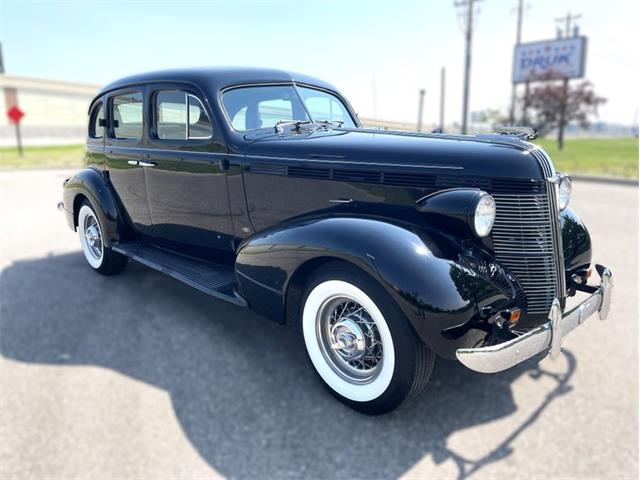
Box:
left=60, top=67, right=613, bottom=415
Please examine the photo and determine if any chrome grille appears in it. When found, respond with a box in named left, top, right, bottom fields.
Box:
left=491, top=191, right=559, bottom=314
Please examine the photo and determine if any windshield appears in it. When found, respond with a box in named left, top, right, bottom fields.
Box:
left=221, top=84, right=356, bottom=131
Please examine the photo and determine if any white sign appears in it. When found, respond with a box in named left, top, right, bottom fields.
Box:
left=512, top=37, right=587, bottom=83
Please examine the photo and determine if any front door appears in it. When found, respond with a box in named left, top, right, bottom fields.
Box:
left=105, top=89, right=154, bottom=237
left=144, top=86, right=234, bottom=261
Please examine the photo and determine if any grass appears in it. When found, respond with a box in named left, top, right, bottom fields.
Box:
left=1, top=137, right=637, bottom=179
left=534, top=137, right=638, bottom=179
left=0, top=144, right=85, bottom=169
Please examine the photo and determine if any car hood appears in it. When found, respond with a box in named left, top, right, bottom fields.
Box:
left=241, top=128, right=546, bottom=180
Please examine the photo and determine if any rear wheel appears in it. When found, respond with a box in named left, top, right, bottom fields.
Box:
left=301, top=262, right=435, bottom=415
left=77, top=200, right=127, bottom=275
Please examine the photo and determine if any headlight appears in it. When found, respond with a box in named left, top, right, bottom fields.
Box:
left=415, top=189, right=496, bottom=238
left=558, top=175, right=572, bottom=211
left=474, top=193, right=496, bottom=237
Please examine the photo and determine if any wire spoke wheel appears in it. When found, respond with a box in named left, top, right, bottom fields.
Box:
left=78, top=204, right=105, bottom=269
left=84, top=215, right=103, bottom=261
left=316, top=297, right=384, bottom=384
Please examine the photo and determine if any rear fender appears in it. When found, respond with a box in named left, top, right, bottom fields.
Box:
left=62, top=168, right=124, bottom=245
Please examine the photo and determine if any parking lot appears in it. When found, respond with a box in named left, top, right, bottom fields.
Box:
left=0, top=168, right=637, bottom=479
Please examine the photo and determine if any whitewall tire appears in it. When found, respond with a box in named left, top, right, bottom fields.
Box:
left=303, top=280, right=395, bottom=402
left=76, top=200, right=128, bottom=276
left=78, top=204, right=104, bottom=269
left=300, top=262, right=435, bottom=415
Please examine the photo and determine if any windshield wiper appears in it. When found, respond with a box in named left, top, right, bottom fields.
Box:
left=274, top=120, right=313, bottom=133
left=274, top=119, right=344, bottom=133
left=314, top=120, right=344, bottom=127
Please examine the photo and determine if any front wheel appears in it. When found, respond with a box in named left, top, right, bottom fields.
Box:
left=77, top=200, right=128, bottom=275
left=301, top=263, right=435, bottom=415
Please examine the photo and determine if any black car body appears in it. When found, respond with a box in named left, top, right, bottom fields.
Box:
left=60, top=68, right=613, bottom=414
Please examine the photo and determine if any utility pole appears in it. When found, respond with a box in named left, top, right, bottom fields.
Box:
left=439, top=67, right=446, bottom=132
left=417, top=89, right=425, bottom=132
left=556, top=12, right=581, bottom=38
left=509, top=0, right=525, bottom=124
left=455, top=0, right=480, bottom=134
left=554, top=12, right=581, bottom=150
left=371, top=77, right=378, bottom=120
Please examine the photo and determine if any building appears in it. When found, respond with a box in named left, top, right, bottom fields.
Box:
left=0, top=74, right=100, bottom=147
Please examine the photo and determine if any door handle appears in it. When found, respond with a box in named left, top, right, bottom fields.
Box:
left=138, top=161, right=157, bottom=167
left=127, top=160, right=139, bottom=166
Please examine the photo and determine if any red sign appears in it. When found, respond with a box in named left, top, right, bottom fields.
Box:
left=7, top=106, right=24, bottom=124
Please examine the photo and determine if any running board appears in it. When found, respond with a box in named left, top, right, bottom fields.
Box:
left=112, top=241, right=247, bottom=307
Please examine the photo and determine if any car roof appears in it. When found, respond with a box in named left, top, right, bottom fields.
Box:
left=97, top=67, right=340, bottom=98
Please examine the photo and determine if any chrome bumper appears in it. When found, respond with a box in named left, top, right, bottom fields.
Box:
left=456, top=265, right=613, bottom=374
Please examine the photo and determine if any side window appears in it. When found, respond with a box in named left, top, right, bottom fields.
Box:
left=111, top=92, right=143, bottom=140
left=156, top=91, right=187, bottom=140
left=188, top=94, right=213, bottom=139
left=154, top=90, right=213, bottom=140
left=89, top=103, right=104, bottom=139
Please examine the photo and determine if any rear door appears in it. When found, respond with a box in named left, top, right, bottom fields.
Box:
left=144, top=84, right=234, bottom=260
left=105, top=89, right=153, bottom=237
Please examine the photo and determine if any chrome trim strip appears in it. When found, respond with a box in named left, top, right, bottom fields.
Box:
left=101, top=145, right=464, bottom=170
left=456, top=266, right=613, bottom=374
left=243, top=155, right=464, bottom=170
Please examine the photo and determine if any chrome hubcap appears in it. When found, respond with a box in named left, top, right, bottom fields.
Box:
left=330, top=319, right=366, bottom=359
left=317, top=297, right=383, bottom=384
left=83, top=214, right=103, bottom=261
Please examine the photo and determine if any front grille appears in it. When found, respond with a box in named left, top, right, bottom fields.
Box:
left=491, top=191, right=558, bottom=314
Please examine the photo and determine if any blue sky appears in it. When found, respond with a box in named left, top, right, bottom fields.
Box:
left=1, top=0, right=637, bottom=125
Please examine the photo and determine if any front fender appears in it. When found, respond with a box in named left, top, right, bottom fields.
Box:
left=62, top=167, right=124, bottom=245
left=560, top=207, right=592, bottom=274
left=236, top=217, right=516, bottom=359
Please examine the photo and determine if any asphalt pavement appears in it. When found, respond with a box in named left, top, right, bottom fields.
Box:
left=0, top=169, right=637, bottom=479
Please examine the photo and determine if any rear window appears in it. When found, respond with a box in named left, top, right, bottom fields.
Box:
left=111, top=92, right=143, bottom=140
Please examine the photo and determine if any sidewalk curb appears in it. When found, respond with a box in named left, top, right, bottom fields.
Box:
left=571, top=174, right=638, bottom=186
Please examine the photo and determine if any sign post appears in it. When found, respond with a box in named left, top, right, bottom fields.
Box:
left=7, top=106, right=25, bottom=157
